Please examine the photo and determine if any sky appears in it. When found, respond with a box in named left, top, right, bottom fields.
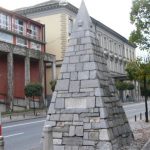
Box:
left=0, top=0, right=146, bottom=57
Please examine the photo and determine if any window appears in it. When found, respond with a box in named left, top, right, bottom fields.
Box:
left=16, top=37, right=27, bottom=47
left=0, top=13, right=11, bottom=30
left=15, top=19, right=24, bottom=35
left=0, top=31, right=13, bottom=43
left=30, top=42, right=41, bottom=50
left=27, top=24, right=39, bottom=40
left=68, top=18, right=73, bottom=36
left=104, top=37, right=107, bottom=49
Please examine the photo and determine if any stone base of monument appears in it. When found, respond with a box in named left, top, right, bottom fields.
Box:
left=42, top=1, right=134, bottom=150
left=0, top=136, right=4, bottom=150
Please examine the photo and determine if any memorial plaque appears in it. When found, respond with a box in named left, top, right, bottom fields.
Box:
left=65, top=98, right=87, bottom=109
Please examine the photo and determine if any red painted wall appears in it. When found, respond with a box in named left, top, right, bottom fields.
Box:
left=0, top=54, right=7, bottom=99
left=30, top=60, right=40, bottom=83
left=14, top=56, right=25, bottom=98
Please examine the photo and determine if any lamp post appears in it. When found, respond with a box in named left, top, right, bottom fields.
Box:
left=143, top=56, right=150, bottom=122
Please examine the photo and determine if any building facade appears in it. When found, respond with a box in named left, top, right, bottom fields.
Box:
left=15, top=0, right=136, bottom=98
left=0, top=7, right=56, bottom=111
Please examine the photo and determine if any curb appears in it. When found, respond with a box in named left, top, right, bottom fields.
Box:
left=2, top=115, right=46, bottom=124
left=141, top=139, right=150, bottom=150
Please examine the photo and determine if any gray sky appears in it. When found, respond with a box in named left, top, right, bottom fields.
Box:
left=0, top=0, right=146, bottom=57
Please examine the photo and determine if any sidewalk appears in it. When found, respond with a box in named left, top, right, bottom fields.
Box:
left=121, top=119, right=150, bottom=150
left=2, top=109, right=47, bottom=123
left=2, top=109, right=150, bottom=150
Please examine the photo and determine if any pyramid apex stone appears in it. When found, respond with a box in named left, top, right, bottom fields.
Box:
left=73, top=0, right=93, bottom=31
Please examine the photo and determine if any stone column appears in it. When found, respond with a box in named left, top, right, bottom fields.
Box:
left=7, top=51, right=13, bottom=111
left=25, top=54, right=30, bottom=109
left=43, top=125, right=53, bottom=150
left=39, top=55, right=45, bottom=108
left=52, top=61, right=56, bottom=80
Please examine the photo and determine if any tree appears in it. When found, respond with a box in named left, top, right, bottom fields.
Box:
left=24, top=83, right=42, bottom=115
left=129, top=0, right=150, bottom=50
left=115, top=81, right=134, bottom=101
left=126, top=59, right=150, bottom=122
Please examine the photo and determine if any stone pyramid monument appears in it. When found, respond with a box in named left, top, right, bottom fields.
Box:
left=43, top=1, right=133, bottom=150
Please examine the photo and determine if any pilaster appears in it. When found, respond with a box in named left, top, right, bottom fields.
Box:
left=7, top=50, right=13, bottom=110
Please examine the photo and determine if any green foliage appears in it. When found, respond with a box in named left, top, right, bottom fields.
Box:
left=125, top=59, right=141, bottom=81
left=129, top=0, right=150, bottom=50
left=49, top=80, right=57, bottom=92
left=115, top=81, right=128, bottom=91
left=127, top=83, right=135, bottom=90
left=115, top=81, right=134, bottom=91
left=24, top=83, right=42, bottom=98
left=126, top=59, right=150, bottom=81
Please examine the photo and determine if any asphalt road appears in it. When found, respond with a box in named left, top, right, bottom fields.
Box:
left=3, top=118, right=45, bottom=150
left=2, top=101, right=150, bottom=150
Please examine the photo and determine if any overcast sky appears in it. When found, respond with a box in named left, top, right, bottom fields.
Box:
left=0, top=0, right=146, bottom=57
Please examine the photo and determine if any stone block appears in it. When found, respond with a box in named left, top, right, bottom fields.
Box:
left=76, top=63, right=83, bottom=71
left=48, top=103, right=56, bottom=114
left=53, top=132, right=62, bottom=138
left=73, top=114, right=79, bottom=121
left=71, top=72, right=78, bottom=80
left=45, top=121, right=56, bottom=127
left=65, top=98, right=86, bottom=109
left=75, top=126, right=83, bottom=136
left=67, top=46, right=75, bottom=52
left=79, top=146, right=94, bottom=150
left=51, top=91, right=57, bottom=102
left=84, top=123, right=91, bottom=129
left=96, top=141, right=112, bottom=150
left=53, top=139, right=62, bottom=144
left=95, top=88, right=104, bottom=96
left=89, top=132, right=99, bottom=140
left=99, top=129, right=110, bottom=141
left=80, top=55, right=90, bottom=62
left=83, top=132, right=89, bottom=139
left=81, top=37, right=91, bottom=44
left=63, top=137, right=82, bottom=146
left=54, top=145, right=64, bottom=150
left=81, top=79, right=99, bottom=88
left=96, top=97, right=104, bottom=107
left=78, top=71, right=89, bottom=80
left=90, top=70, right=97, bottom=79
left=70, top=56, right=79, bottom=63
left=100, top=107, right=108, bottom=119
left=60, top=64, right=67, bottom=73
left=49, top=114, right=60, bottom=121
left=60, top=114, right=73, bottom=121
left=55, top=79, right=69, bottom=91
left=68, top=64, right=76, bottom=72
left=55, top=98, right=65, bottom=109
left=86, top=97, right=95, bottom=108
left=83, top=62, right=97, bottom=71
left=91, top=123, right=101, bottom=129
left=69, top=126, right=75, bottom=136
left=83, top=140, right=95, bottom=146
left=63, top=73, right=70, bottom=79
left=69, top=39, right=77, bottom=45
left=63, top=57, right=70, bottom=63
left=69, top=81, right=80, bottom=92
left=80, top=88, right=94, bottom=92
left=100, top=119, right=109, bottom=128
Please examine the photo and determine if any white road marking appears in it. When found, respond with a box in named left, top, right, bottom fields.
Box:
left=3, top=120, right=45, bottom=129
left=4, top=132, right=24, bottom=138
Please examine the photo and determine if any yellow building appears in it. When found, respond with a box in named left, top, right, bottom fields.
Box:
left=15, top=0, right=136, bottom=97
